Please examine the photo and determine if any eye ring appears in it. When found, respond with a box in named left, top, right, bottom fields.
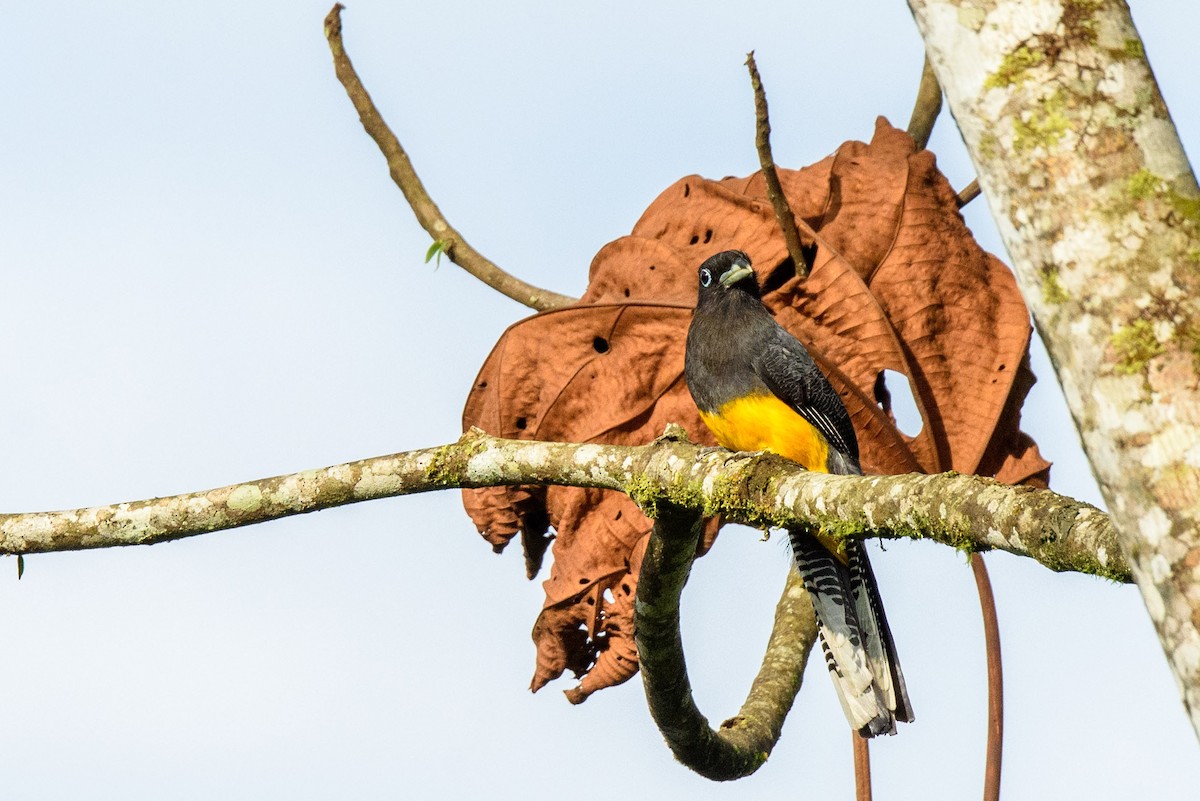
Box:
left=699, top=268, right=712, bottom=287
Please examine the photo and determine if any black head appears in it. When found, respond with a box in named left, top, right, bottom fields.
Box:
left=696, top=250, right=760, bottom=304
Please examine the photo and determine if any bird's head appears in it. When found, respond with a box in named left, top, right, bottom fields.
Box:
left=696, top=250, right=759, bottom=304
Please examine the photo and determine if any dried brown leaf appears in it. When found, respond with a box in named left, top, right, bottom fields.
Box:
left=462, top=117, right=1049, bottom=699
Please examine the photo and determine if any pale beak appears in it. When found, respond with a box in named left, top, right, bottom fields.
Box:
left=719, top=261, right=754, bottom=288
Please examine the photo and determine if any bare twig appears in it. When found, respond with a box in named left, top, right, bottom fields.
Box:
left=853, top=733, right=873, bottom=801
left=956, top=178, right=982, bottom=207
left=323, top=4, right=576, bottom=311
left=0, top=429, right=1128, bottom=584
left=971, top=553, right=1004, bottom=801
left=636, top=503, right=816, bottom=780
left=906, top=54, right=943, bottom=150
left=745, top=52, right=811, bottom=278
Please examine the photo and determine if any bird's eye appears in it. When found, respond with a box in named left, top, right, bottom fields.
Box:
left=699, top=268, right=712, bottom=287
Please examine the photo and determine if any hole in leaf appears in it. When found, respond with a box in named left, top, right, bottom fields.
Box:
left=515, top=417, right=527, bottom=430
left=593, top=337, right=610, bottom=353
left=874, top=370, right=923, bottom=437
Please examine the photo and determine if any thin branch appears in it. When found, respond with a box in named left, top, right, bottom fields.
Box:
left=853, top=733, right=873, bottom=801
left=906, top=54, right=943, bottom=150
left=956, top=178, right=982, bottom=207
left=635, top=503, right=816, bottom=780
left=322, top=4, right=576, bottom=312
left=745, top=52, right=811, bottom=278
left=906, top=56, right=983, bottom=212
left=0, top=428, right=1128, bottom=584
left=970, top=553, right=1004, bottom=801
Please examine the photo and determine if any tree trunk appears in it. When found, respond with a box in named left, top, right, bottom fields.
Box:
left=909, top=0, right=1200, bottom=737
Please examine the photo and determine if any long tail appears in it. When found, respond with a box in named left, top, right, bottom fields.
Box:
left=789, top=530, right=914, bottom=737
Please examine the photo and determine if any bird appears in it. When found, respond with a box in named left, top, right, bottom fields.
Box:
left=683, top=249, right=913, bottom=737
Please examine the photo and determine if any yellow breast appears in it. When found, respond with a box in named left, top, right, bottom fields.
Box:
left=698, top=392, right=830, bottom=473
left=699, top=393, right=844, bottom=559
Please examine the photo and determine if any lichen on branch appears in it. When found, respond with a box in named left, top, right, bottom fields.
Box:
left=0, top=428, right=1127, bottom=583
left=635, top=503, right=816, bottom=780
left=910, top=0, right=1200, bottom=734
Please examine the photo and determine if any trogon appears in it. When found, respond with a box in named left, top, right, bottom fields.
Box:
left=684, top=249, right=914, bottom=737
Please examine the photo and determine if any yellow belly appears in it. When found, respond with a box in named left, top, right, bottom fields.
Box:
left=699, top=393, right=830, bottom=472
left=699, top=393, right=844, bottom=559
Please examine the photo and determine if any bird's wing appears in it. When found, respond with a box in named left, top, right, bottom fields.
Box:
left=756, top=329, right=860, bottom=464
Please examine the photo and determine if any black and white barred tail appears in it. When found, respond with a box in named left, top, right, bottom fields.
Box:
left=789, top=530, right=914, bottom=737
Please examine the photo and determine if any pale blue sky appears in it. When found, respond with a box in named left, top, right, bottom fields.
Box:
left=2, top=2, right=1197, bottom=799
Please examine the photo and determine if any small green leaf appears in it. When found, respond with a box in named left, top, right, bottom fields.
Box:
left=17, top=554, right=24, bottom=580
left=424, top=239, right=449, bottom=268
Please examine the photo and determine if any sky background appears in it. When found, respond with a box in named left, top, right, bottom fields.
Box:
left=2, top=1, right=1197, bottom=799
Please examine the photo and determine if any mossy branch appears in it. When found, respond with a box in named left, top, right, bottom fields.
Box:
left=0, top=425, right=1124, bottom=780
left=636, top=503, right=816, bottom=780
left=0, top=427, right=1127, bottom=583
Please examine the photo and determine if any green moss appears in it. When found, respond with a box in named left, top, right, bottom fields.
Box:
left=1124, top=168, right=1200, bottom=220
left=669, top=477, right=710, bottom=518
left=625, top=473, right=663, bottom=517
left=422, top=442, right=463, bottom=485
left=817, top=505, right=977, bottom=556
left=897, top=497, right=977, bottom=554
left=626, top=469, right=714, bottom=521
left=1012, top=92, right=1070, bottom=152
left=1121, top=38, right=1145, bottom=60
left=1110, top=319, right=1164, bottom=374
left=819, top=516, right=874, bottom=547
left=936, top=516, right=978, bottom=555
left=985, top=46, right=1045, bottom=89
left=1168, top=188, right=1200, bottom=226
left=1127, top=168, right=1160, bottom=200
left=978, top=131, right=999, bottom=161
left=1041, top=266, right=1070, bottom=304
left=1124, top=169, right=1200, bottom=230
left=1038, top=546, right=1130, bottom=583
left=1182, top=324, right=1200, bottom=371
